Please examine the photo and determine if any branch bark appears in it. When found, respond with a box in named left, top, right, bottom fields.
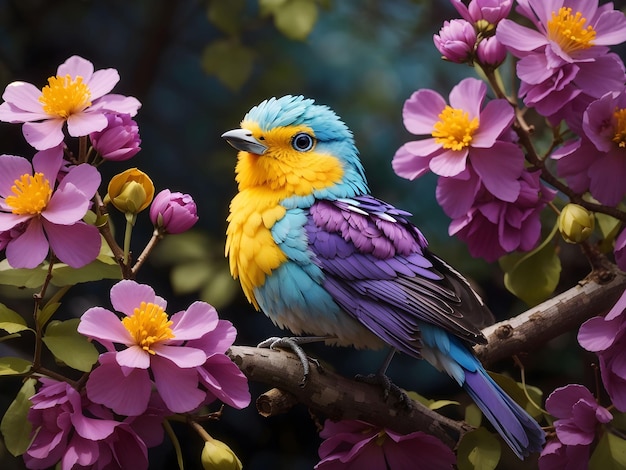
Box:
left=228, top=266, right=626, bottom=446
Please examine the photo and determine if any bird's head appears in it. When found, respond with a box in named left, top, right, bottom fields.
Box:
left=222, top=95, right=368, bottom=204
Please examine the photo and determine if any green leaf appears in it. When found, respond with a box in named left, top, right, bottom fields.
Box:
left=207, top=0, right=244, bottom=35
left=0, top=322, right=32, bottom=335
left=590, top=432, right=626, bottom=470
left=0, top=260, right=47, bottom=289
left=0, top=304, right=26, bottom=326
left=499, top=223, right=561, bottom=306
left=457, top=427, right=501, bottom=470
left=1, top=378, right=36, bottom=456
left=36, top=302, right=61, bottom=330
left=272, top=0, right=318, bottom=40
left=201, top=39, right=255, bottom=91
left=42, top=319, right=98, bottom=372
left=428, top=399, right=459, bottom=411
left=50, top=259, right=122, bottom=287
left=464, top=403, right=482, bottom=428
left=0, top=357, right=32, bottom=376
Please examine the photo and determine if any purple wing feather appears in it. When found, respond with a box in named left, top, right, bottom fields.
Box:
left=306, top=195, right=493, bottom=358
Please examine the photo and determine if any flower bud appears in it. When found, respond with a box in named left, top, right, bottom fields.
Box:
left=106, top=168, right=154, bottom=214
left=150, top=189, right=199, bottom=234
left=433, top=19, right=477, bottom=64
left=201, top=439, right=242, bottom=470
left=476, top=36, right=507, bottom=67
left=90, top=113, right=141, bottom=161
left=559, top=204, right=595, bottom=244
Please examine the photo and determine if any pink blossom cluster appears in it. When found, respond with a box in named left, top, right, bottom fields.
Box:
left=25, top=280, right=250, bottom=470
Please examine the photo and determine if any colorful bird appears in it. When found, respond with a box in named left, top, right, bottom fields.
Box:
left=222, top=95, right=545, bottom=459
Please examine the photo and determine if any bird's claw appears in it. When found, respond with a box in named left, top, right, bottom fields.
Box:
left=257, top=336, right=325, bottom=387
left=355, top=373, right=413, bottom=409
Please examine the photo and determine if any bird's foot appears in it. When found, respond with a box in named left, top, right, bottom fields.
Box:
left=257, top=336, right=331, bottom=387
left=355, top=373, right=412, bottom=409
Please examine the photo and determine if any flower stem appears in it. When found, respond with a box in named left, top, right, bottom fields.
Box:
left=132, top=228, right=164, bottom=276
left=123, top=212, right=136, bottom=267
left=164, top=419, right=185, bottom=470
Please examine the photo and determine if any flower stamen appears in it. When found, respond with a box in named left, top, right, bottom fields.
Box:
left=547, top=7, right=596, bottom=54
left=122, top=302, right=175, bottom=354
left=5, top=173, right=52, bottom=215
left=612, top=108, right=626, bottom=148
left=39, top=74, right=92, bottom=118
left=432, top=106, right=479, bottom=151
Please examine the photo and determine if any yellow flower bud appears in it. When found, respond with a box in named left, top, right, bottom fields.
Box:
left=559, top=203, right=595, bottom=244
left=201, top=439, right=242, bottom=470
left=106, top=168, right=154, bottom=214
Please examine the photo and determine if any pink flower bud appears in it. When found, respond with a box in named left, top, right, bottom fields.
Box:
left=452, top=0, right=512, bottom=25
left=476, top=36, right=507, bottom=67
left=150, top=189, right=199, bottom=234
left=434, top=19, right=477, bottom=64
left=90, top=113, right=141, bottom=161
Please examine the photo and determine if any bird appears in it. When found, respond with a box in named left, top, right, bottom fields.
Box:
left=222, top=95, right=545, bottom=459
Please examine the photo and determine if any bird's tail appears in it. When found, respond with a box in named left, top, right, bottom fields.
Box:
left=462, top=364, right=545, bottom=459
left=420, top=327, right=545, bottom=459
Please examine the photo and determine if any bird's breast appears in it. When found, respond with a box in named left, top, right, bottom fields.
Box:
left=225, top=188, right=288, bottom=309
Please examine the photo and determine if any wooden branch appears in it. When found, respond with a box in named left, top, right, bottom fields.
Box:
left=228, top=345, right=471, bottom=449
left=475, top=268, right=626, bottom=366
left=228, top=266, right=626, bottom=447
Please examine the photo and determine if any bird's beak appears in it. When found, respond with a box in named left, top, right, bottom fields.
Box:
left=221, top=129, right=267, bottom=155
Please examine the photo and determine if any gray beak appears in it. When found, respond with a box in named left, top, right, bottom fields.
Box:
left=221, top=129, right=267, bottom=155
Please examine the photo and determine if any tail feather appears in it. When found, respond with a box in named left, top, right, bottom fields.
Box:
left=463, top=366, right=545, bottom=459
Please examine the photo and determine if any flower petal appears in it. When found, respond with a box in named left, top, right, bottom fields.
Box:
left=78, top=307, right=134, bottom=346
left=58, top=56, right=94, bottom=81
left=0, top=81, right=48, bottom=116
left=22, top=119, right=65, bottom=151
left=116, top=346, right=151, bottom=369
left=32, top=145, right=63, bottom=183
left=6, top=218, right=48, bottom=268
left=471, top=143, right=523, bottom=202
left=58, top=163, right=101, bottom=199
left=44, top=185, right=90, bottom=225
left=110, top=280, right=160, bottom=316
left=66, top=111, right=108, bottom=137
left=472, top=100, right=514, bottom=147
left=0, top=154, right=32, bottom=197
left=170, top=302, right=218, bottom=340
left=151, top=355, right=205, bottom=413
left=429, top=148, right=468, bottom=177
left=402, top=89, right=446, bottom=135
left=86, top=69, right=120, bottom=99
left=44, top=221, right=100, bottom=268
left=153, top=344, right=207, bottom=368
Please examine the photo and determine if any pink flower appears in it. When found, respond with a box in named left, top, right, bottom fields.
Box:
left=0, top=55, right=141, bottom=150
left=314, top=420, right=455, bottom=470
left=77, top=280, right=249, bottom=416
left=149, top=189, right=199, bottom=234
left=393, top=78, right=523, bottom=202
left=578, top=289, right=626, bottom=411
left=546, top=384, right=612, bottom=446
left=539, top=438, right=590, bottom=470
left=0, top=146, right=101, bottom=268
left=476, top=36, right=507, bottom=67
left=451, top=0, right=512, bottom=25
left=433, top=19, right=477, bottom=64
left=89, top=112, right=141, bottom=161
left=496, top=0, right=626, bottom=119
left=553, top=90, right=626, bottom=206
left=24, top=378, right=150, bottom=470
left=442, top=169, right=555, bottom=262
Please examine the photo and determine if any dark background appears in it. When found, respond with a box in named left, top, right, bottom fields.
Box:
left=0, top=1, right=621, bottom=468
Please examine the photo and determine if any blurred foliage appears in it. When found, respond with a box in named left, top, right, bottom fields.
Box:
left=0, top=0, right=619, bottom=469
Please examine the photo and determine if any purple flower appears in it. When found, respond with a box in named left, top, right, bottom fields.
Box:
left=496, top=0, right=626, bottom=119
left=578, top=289, right=626, bottom=411
left=24, top=378, right=150, bottom=470
left=451, top=0, right=513, bottom=26
left=476, top=36, right=507, bottom=67
left=441, top=169, right=555, bottom=262
left=149, top=189, right=199, bottom=234
left=0, top=55, right=141, bottom=150
left=393, top=78, right=523, bottom=202
left=539, top=438, right=590, bottom=470
left=89, top=112, right=141, bottom=161
left=433, top=19, right=477, bottom=64
left=615, top=229, right=626, bottom=271
left=0, top=146, right=101, bottom=268
left=77, top=280, right=250, bottom=416
left=546, top=384, right=612, bottom=446
left=314, top=420, right=455, bottom=470
left=553, top=90, right=626, bottom=206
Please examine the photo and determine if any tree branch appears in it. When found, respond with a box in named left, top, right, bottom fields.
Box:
left=228, top=265, right=626, bottom=447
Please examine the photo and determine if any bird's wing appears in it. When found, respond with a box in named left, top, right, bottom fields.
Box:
left=305, top=195, right=494, bottom=357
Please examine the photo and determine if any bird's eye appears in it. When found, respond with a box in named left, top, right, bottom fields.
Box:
left=292, top=133, right=315, bottom=152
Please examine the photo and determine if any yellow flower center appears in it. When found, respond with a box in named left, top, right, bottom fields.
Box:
left=432, top=106, right=479, bottom=151
left=38, top=74, right=92, bottom=118
left=547, top=7, right=596, bottom=54
left=5, top=173, right=52, bottom=215
left=612, top=108, right=626, bottom=148
left=121, top=302, right=175, bottom=354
